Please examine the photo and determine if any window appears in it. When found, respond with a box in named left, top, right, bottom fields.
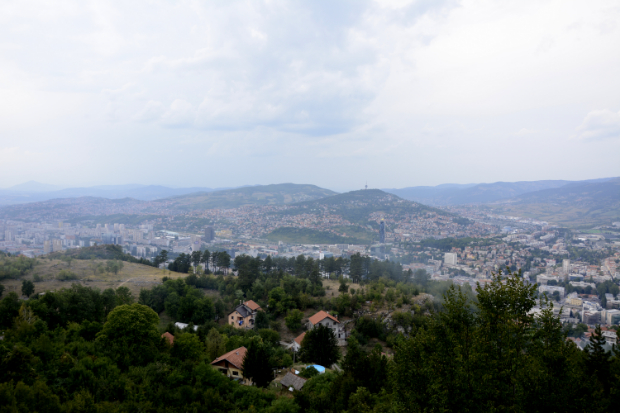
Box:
left=232, top=371, right=239, bottom=376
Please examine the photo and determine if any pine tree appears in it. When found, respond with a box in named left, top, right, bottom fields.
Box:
left=300, top=324, right=340, bottom=367
left=242, top=340, right=272, bottom=387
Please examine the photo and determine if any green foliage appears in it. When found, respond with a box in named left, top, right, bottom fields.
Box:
left=300, top=324, right=340, bottom=367
left=51, top=244, right=155, bottom=267
left=299, top=366, right=319, bottom=379
left=0, top=256, right=37, bottom=280
left=391, top=269, right=599, bottom=412
left=56, top=270, right=78, bottom=281
left=21, top=280, right=34, bottom=297
left=285, top=309, right=304, bottom=332
left=0, top=292, right=21, bottom=328
left=242, top=340, right=273, bottom=388
left=266, top=227, right=368, bottom=245
left=206, top=328, right=228, bottom=361
left=171, top=332, right=203, bottom=361
left=95, top=303, right=161, bottom=369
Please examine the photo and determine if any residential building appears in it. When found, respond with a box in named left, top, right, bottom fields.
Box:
left=444, top=252, right=457, bottom=266
left=211, top=346, right=251, bottom=384
left=228, top=300, right=262, bottom=329
left=280, top=372, right=307, bottom=391
left=307, top=310, right=346, bottom=346
left=204, top=226, right=215, bottom=242
left=538, top=285, right=565, bottom=299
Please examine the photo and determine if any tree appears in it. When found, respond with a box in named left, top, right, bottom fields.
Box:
left=115, top=286, right=134, bottom=305
left=191, top=250, right=202, bottom=268
left=242, top=340, right=272, bottom=388
left=300, top=324, right=340, bottom=367
left=285, top=309, right=304, bottom=332
left=95, top=303, right=161, bottom=369
left=0, top=292, right=21, bottom=328
left=349, top=253, right=363, bottom=283
left=255, top=310, right=270, bottom=330
left=21, top=280, right=35, bottom=297
left=585, top=324, right=612, bottom=397
left=171, top=332, right=203, bottom=361
left=206, top=328, right=228, bottom=361
left=201, top=249, right=211, bottom=272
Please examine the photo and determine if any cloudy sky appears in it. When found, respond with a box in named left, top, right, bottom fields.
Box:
left=1, top=0, right=619, bottom=191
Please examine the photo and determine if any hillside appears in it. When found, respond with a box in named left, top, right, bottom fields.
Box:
left=490, top=178, right=620, bottom=228
left=157, top=183, right=337, bottom=211
left=263, top=189, right=451, bottom=244
left=0, top=196, right=144, bottom=220
left=385, top=177, right=616, bottom=206
left=293, top=189, right=449, bottom=224
left=264, top=227, right=370, bottom=245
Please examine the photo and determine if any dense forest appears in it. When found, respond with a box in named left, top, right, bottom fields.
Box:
left=1, top=250, right=619, bottom=411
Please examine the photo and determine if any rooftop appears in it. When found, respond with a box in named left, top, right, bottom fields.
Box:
left=211, top=346, right=247, bottom=370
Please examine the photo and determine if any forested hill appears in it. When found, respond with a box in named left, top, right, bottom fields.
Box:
left=155, top=183, right=337, bottom=211
left=292, top=189, right=450, bottom=224
left=491, top=178, right=620, bottom=228
left=384, top=177, right=616, bottom=206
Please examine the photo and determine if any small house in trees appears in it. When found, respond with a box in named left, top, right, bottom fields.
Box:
left=228, top=300, right=262, bottom=329
left=307, top=310, right=346, bottom=346
left=210, top=346, right=252, bottom=385
left=161, top=332, right=175, bottom=346
left=280, top=371, right=307, bottom=391
left=289, top=332, right=306, bottom=352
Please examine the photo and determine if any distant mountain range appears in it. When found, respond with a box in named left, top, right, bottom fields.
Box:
left=489, top=178, right=620, bottom=228
left=0, top=183, right=232, bottom=206
left=383, top=177, right=616, bottom=206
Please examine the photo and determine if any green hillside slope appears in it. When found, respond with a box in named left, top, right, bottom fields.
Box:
left=158, top=183, right=337, bottom=210
left=492, top=178, right=620, bottom=228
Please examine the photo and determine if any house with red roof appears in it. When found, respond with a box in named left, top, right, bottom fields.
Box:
left=228, top=300, right=262, bottom=329
left=210, top=346, right=252, bottom=385
left=307, top=310, right=346, bottom=346
left=161, top=332, right=175, bottom=346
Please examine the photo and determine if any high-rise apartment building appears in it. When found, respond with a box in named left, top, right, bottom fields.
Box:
left=43, top=240, right=51, bottom=254
left=204, top=226, right=215, bottom=242
left=563, top=259, right=571, bottom=273
left=52, top=239, right=63, bottom=252
left=444, top=252, right=458, bottom=266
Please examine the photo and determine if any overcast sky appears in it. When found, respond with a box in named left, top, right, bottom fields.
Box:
left=1, top=0, right=619, bottom=191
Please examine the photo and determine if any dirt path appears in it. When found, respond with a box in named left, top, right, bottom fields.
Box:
left=116, top=278, right=136, bottom=288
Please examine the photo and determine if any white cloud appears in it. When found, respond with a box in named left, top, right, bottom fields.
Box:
left=0, top=0, right=619, bottom=188
left=574, top=109, right=620, bottom=141
left=161, top=99, right=194, bottom=127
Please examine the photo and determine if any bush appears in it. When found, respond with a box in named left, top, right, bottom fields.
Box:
left=299, top=366, right=320, bottom=379
left=57, top=270, right=79, bottom=281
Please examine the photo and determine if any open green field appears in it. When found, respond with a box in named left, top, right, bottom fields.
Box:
left=0, top=258, right=184, bottom=299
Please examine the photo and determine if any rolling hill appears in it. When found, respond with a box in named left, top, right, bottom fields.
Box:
left=291, top=189, right=449, bottom=224
left=489, top=178, right=620, bottom=228
left=158, top=183, right=337, bottom=211
left=384, top=178, right=616, bottom=206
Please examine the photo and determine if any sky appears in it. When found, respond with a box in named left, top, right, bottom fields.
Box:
left=1, top=0, right=619, bottom=192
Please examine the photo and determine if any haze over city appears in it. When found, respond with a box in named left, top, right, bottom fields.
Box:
left=1, top=0, right=620, bottom=191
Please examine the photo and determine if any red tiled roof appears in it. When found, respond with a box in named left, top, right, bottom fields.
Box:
left=244, top=300, right=262, bottom=311
left=161, top=332, right=175, bottom=345
left=308, top=310, right=339, bottom=326
left=210, top=346, right=247, bottom=370
left=294, top=332, right=306, bottom=345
